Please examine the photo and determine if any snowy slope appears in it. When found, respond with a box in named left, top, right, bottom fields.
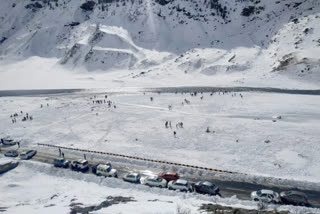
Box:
left=0, top=0, right=319, bottom=89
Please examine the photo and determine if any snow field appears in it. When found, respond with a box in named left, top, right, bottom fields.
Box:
left=0, top=90, right=319, bottom=183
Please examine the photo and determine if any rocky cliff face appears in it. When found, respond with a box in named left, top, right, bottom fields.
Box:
left=0, top=0, right=319, bottom=86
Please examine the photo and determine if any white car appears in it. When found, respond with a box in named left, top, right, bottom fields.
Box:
left=20, top=150, right=37, bottom=160
left=123, top=173, right=141, bottom=183
left=251, top=189, right=281, bottom=203
left=144, top=176, right=167, bottom=188
left=168, top=179, right=192, bottom=192
left=96, top=164, right=118, bottom=177
left=71, top=159, right=89, bottom=171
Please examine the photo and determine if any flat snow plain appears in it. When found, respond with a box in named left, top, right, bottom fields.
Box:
left=0, top=89, right=320, bottom=183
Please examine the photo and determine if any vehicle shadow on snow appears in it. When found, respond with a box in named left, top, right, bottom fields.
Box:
left=69, top=196, right=136, bottom=214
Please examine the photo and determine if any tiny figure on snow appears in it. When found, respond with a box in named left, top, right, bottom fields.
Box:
left=206, top=127, right=210, bottom=133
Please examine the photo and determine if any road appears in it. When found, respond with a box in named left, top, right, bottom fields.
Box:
left=1, top=86, right=320, bottom=97
left=1, top=146, right=319, bottom=208
left=146, top=86, right=320, bottom=95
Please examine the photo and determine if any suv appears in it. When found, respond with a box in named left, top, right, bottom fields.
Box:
left=71, top=159, right=89, bottom=171
left=53, top=158, right=69, bottom=168
left=168, top=179, right=192, bottom=192
left=194, top=181, right=220, bottom=196
left=20, top=150, right=37, bottom=160
left=280, top=191, right=309, bottom=206
left=96, top=164, right=118, bottom=177
left=251, top=189, right=281, bottom=203
left=91, top=162, right=111, bottom=174
left=158, top=171, right=179, bottom=181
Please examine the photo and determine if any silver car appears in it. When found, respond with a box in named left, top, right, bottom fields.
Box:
left=168, top=179, right=192, bottom=192
left=251, top=189, right=281, bottom=203
left=123, top=173, right=141, bottom=183
left=144, top=176, right=167, bottom=188
left=4, top=150, right=19, bottom=157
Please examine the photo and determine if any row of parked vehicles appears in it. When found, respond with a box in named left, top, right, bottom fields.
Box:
left=53, top=158, right=118, bottom=177
left=250, top=189, right=310, bottom=206
left=52, top=157, right=310, bottom=206
left=2, top=149, right=312, bottom=207
left=53, top=158, right=220, bottom=196
left=4, top=149, right=37, bottom=160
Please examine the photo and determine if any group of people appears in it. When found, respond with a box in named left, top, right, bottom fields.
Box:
left=10, top=111, right=33, bottom=123
left=91, top=95, right=116, bottom=109
left=59, top=148, right=87, bottom=160
left=40, top=103, right=50, bottom=108
left=165, top=121, right=184, bottom=138
left=58, top=148, right=65, bottom=158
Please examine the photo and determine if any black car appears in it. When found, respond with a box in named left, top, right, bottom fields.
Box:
left=53, top=158, right=69, bottom=168
left=194, top=181, right=220, bottom=196
left=1, top=138, right=16, bottom=146
left=280, top=191, right=309, bottom=206
left=90, top=162, right=111, bottom=174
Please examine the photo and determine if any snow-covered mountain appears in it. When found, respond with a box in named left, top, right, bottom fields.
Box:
left=0, top=0, right=319, bottom=89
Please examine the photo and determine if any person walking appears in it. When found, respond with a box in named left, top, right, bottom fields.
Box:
left=17, top=142, right=20, bottom=148
left=84, top=154, right=86, bottom=160
left=59, top=148, right=61, bottom=157
left=173, top=131, right=177, bottom=138
left=62, top=152, right=64, bottom=159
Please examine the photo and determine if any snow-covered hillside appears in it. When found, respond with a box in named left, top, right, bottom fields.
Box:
left=0, top=0, right=319, bottom=89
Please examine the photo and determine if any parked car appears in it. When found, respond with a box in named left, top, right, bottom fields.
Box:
left=158, top=171, right=179, bottom=181
left=168, top=179, right=192, bottom=192
left=144, top=176, right=167, bottom=188
left=71, top=159, right=89, bottom=171
left=280, top=190, right=309, bottom=206
left=0, top=160, right=19, bottom=174
left=0, top=138, right=16, bottom=146
left=96, top=164, right=118, bottom=177
left=194, top=181, right=220, bottom=196
left=123, top=173, right=141, bottom=183
left=4, top=150, right=19, bottom=157
left=90, top=162, right=111, bottom=174
left=53, top=158, right=69, bottom=168
left=251, top=189, right=281, bottom=203
left=20, top=150, right=37, bottom=160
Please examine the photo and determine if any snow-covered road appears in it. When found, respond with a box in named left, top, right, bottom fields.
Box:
left=2, top=146, right=320, bottom=208
left=1, top=153, right=319, bottom=214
